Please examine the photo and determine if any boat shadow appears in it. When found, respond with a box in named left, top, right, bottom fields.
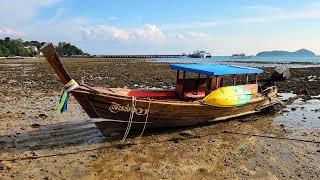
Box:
left=0, top=113, right=265, bottom=154
left=0, top=120, right=105, bottom=154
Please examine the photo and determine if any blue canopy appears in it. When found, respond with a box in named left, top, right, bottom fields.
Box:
left=170, top=64, right=263, bottom=76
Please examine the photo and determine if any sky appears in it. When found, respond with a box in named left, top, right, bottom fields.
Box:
left=0, top=0, right=320, bottom=55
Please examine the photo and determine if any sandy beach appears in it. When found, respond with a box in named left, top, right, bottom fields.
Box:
left=1, top=58, right=320, bottom=179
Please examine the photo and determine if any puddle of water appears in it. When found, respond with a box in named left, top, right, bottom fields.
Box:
left=311, top=95, right=320, bottom=98
left=274, top=98, right=320, bottom=130
left=0, top=64, right=32, bottom=67
left=277, top=92, right=297, bottom=101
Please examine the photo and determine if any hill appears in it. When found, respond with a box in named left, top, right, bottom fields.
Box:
left=0, top=37, right=88, bottom=57
left=256, top=49, right=316, bottom=57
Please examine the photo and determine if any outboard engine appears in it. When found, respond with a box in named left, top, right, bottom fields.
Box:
left=271, top=66, right=290, bottom=81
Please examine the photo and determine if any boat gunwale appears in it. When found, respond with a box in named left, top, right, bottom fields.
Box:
left=72, top=86, right=268, bottom=107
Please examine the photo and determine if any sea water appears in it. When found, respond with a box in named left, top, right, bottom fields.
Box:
left=157, top=56, right=320, bottom=64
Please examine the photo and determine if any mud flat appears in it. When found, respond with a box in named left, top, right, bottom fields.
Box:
left=0, top=58, right=320, bottom=179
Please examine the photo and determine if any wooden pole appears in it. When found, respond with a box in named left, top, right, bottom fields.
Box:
left=40, top=43, right=71, bottom=85
left=182, top=71, right=186, bottom=96
left=206, top=75, right=211, bottom=95
left=216, top=76, right=219, bottom=88
left=176, top=70, right=180, bottom=80
left=195, top=73, right=200, bottom=94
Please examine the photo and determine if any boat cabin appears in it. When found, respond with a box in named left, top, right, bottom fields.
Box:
left=169, top=64, right=264, bottom=99
left=115, top=64, right=264, bottom=101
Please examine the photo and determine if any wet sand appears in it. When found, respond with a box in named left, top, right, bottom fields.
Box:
left=0, top=58, right=320, bottom=179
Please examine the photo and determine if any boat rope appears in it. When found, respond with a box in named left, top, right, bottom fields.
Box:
left=121, top=96, right=137, bottom=142
left=56, top=79, right=79, bottom=113
left=139, top=98, right=151, bottom=137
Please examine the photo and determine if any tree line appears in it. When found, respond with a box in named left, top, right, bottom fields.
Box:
left=0, top=37, right=88, bottom=57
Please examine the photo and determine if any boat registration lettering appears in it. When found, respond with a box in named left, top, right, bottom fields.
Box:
left=109, top=102, right=149, bottom=115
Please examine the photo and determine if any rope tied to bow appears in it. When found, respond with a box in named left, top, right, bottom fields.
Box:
left=56, top=79, right=79, bottom=113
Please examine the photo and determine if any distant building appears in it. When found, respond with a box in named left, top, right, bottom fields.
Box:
left=24, top=45, right=38, bottom=52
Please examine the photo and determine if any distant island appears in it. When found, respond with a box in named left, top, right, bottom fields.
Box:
left=0, top=37, right=89, bottom=57
left=256, top=49, right=316, bottom=57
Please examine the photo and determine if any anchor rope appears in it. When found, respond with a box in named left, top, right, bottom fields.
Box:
left=140, top=97, right=151, bottom=137
left=121, top=96, right=137, bottom=142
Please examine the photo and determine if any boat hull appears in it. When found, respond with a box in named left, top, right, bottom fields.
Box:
left=71, top=87, right=275, bottom=136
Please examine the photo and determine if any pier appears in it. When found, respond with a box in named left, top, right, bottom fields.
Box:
left=101, top=54, right=184, bottom=58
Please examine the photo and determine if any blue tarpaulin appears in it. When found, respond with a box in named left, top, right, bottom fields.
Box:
left=170, top=64, right=263, bottom=76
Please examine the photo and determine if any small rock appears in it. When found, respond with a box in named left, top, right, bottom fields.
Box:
left=30, top=123, right=41, bottom=128
left=315, top=108, right=320, bottom=112
left=301, top=89, right=310, bottom=96
left=90, top=153, right=98, bottom=158
left=38, top=113, right=47, bottom=118
left=316, top=150, right=320, bottom=153
left=280, top=124, right=285, bottom=127
left=291, top=107, right=296, bottom=111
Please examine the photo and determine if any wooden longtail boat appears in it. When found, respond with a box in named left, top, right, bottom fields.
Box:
left=40, top=43, right=279, bottom=137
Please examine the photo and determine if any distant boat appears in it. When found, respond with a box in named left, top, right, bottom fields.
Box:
left=232, top=53, right=246, bottom=57
left=189, top=51, right=212, bottom=58
left=231, top=53, right=251, bottom=59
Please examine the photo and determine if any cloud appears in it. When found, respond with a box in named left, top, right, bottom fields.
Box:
left=135, top=24, right=166, bottom=40
left=0, top=0, right=62, bottom=25
left=80, top=24, right=166, bottom=42
left=162, top=5, right=320, bottom=30
left=0, top=28, right=24, bottom=37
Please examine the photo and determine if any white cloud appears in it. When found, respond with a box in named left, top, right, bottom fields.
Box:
left=80, top=24, right=166, bottom=42
left=0, top=28, right=24, bottom=37
left=162, top=5, right=320, bottom=30
left=0, top=0, right=62, bottom=25
left=135, top=24, right=166, bottom=40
